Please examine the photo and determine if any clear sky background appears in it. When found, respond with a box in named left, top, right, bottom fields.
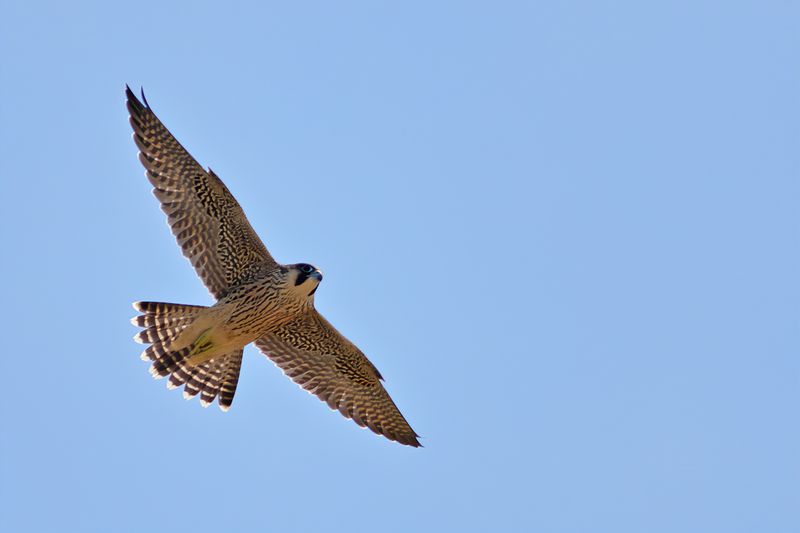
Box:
left=1, top=2, right=797, bottom=532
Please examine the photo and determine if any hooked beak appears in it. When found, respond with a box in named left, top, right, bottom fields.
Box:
left=311, top=270, right=323, bottom=282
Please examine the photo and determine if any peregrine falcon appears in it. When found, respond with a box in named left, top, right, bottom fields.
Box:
left=126, top=86, right=420, bottom=447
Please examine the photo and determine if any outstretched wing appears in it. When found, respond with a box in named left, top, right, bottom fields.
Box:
left=126, top=86, right=277, bottom=299
left=254, top=310, right=421, bottom=447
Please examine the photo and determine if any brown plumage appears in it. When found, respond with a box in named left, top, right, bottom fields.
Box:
left=126, top=86, right=420, bottom=447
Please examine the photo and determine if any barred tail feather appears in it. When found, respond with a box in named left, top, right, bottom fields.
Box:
left=132, top=300, right=206, bottom=315
left=219, top=351, right=244, bottom=411
left=131, top=301, right=244, bottom=411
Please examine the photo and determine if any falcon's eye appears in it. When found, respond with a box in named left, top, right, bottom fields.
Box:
left=300, top=264, right=314, bottom=274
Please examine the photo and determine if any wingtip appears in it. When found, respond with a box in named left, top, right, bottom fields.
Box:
left=125, top=85, right=149, bottom=114
left=400, top=435, right=423, bottom=448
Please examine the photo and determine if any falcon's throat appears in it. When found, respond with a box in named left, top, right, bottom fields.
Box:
left=290, top=266, right=323, bottom=298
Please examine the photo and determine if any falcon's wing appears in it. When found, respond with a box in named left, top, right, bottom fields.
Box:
left=126, top=86, right=277, bottom=299
left=254, top=310, right=421, bottom=447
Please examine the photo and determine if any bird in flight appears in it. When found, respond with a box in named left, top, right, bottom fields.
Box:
left=126, top=86, right=420, bottom=447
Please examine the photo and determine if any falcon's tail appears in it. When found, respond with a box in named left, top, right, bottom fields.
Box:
left=130, top=301, right=244, bottom=411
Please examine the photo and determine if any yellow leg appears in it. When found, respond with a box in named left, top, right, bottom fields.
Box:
left=187, top=329, right=215, bottom=366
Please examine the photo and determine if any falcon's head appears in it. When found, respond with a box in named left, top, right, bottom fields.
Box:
left=288, top=263, right=324, bottom=297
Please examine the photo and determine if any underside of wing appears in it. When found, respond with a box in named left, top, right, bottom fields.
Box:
left=254, top=310, right=420, bottom=447
left=126, top=87, right=277, bottom=299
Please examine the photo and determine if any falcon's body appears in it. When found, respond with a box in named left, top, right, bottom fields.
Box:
left=160, top=266, right=314, bottom=363
left=126, top=87, right=420, bottom=447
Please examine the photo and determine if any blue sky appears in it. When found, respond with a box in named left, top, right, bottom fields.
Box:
left=1, top=1, right=797, bottom=532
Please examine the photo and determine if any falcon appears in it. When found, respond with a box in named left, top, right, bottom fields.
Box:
left=126, top=86, right=420, bottom=447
